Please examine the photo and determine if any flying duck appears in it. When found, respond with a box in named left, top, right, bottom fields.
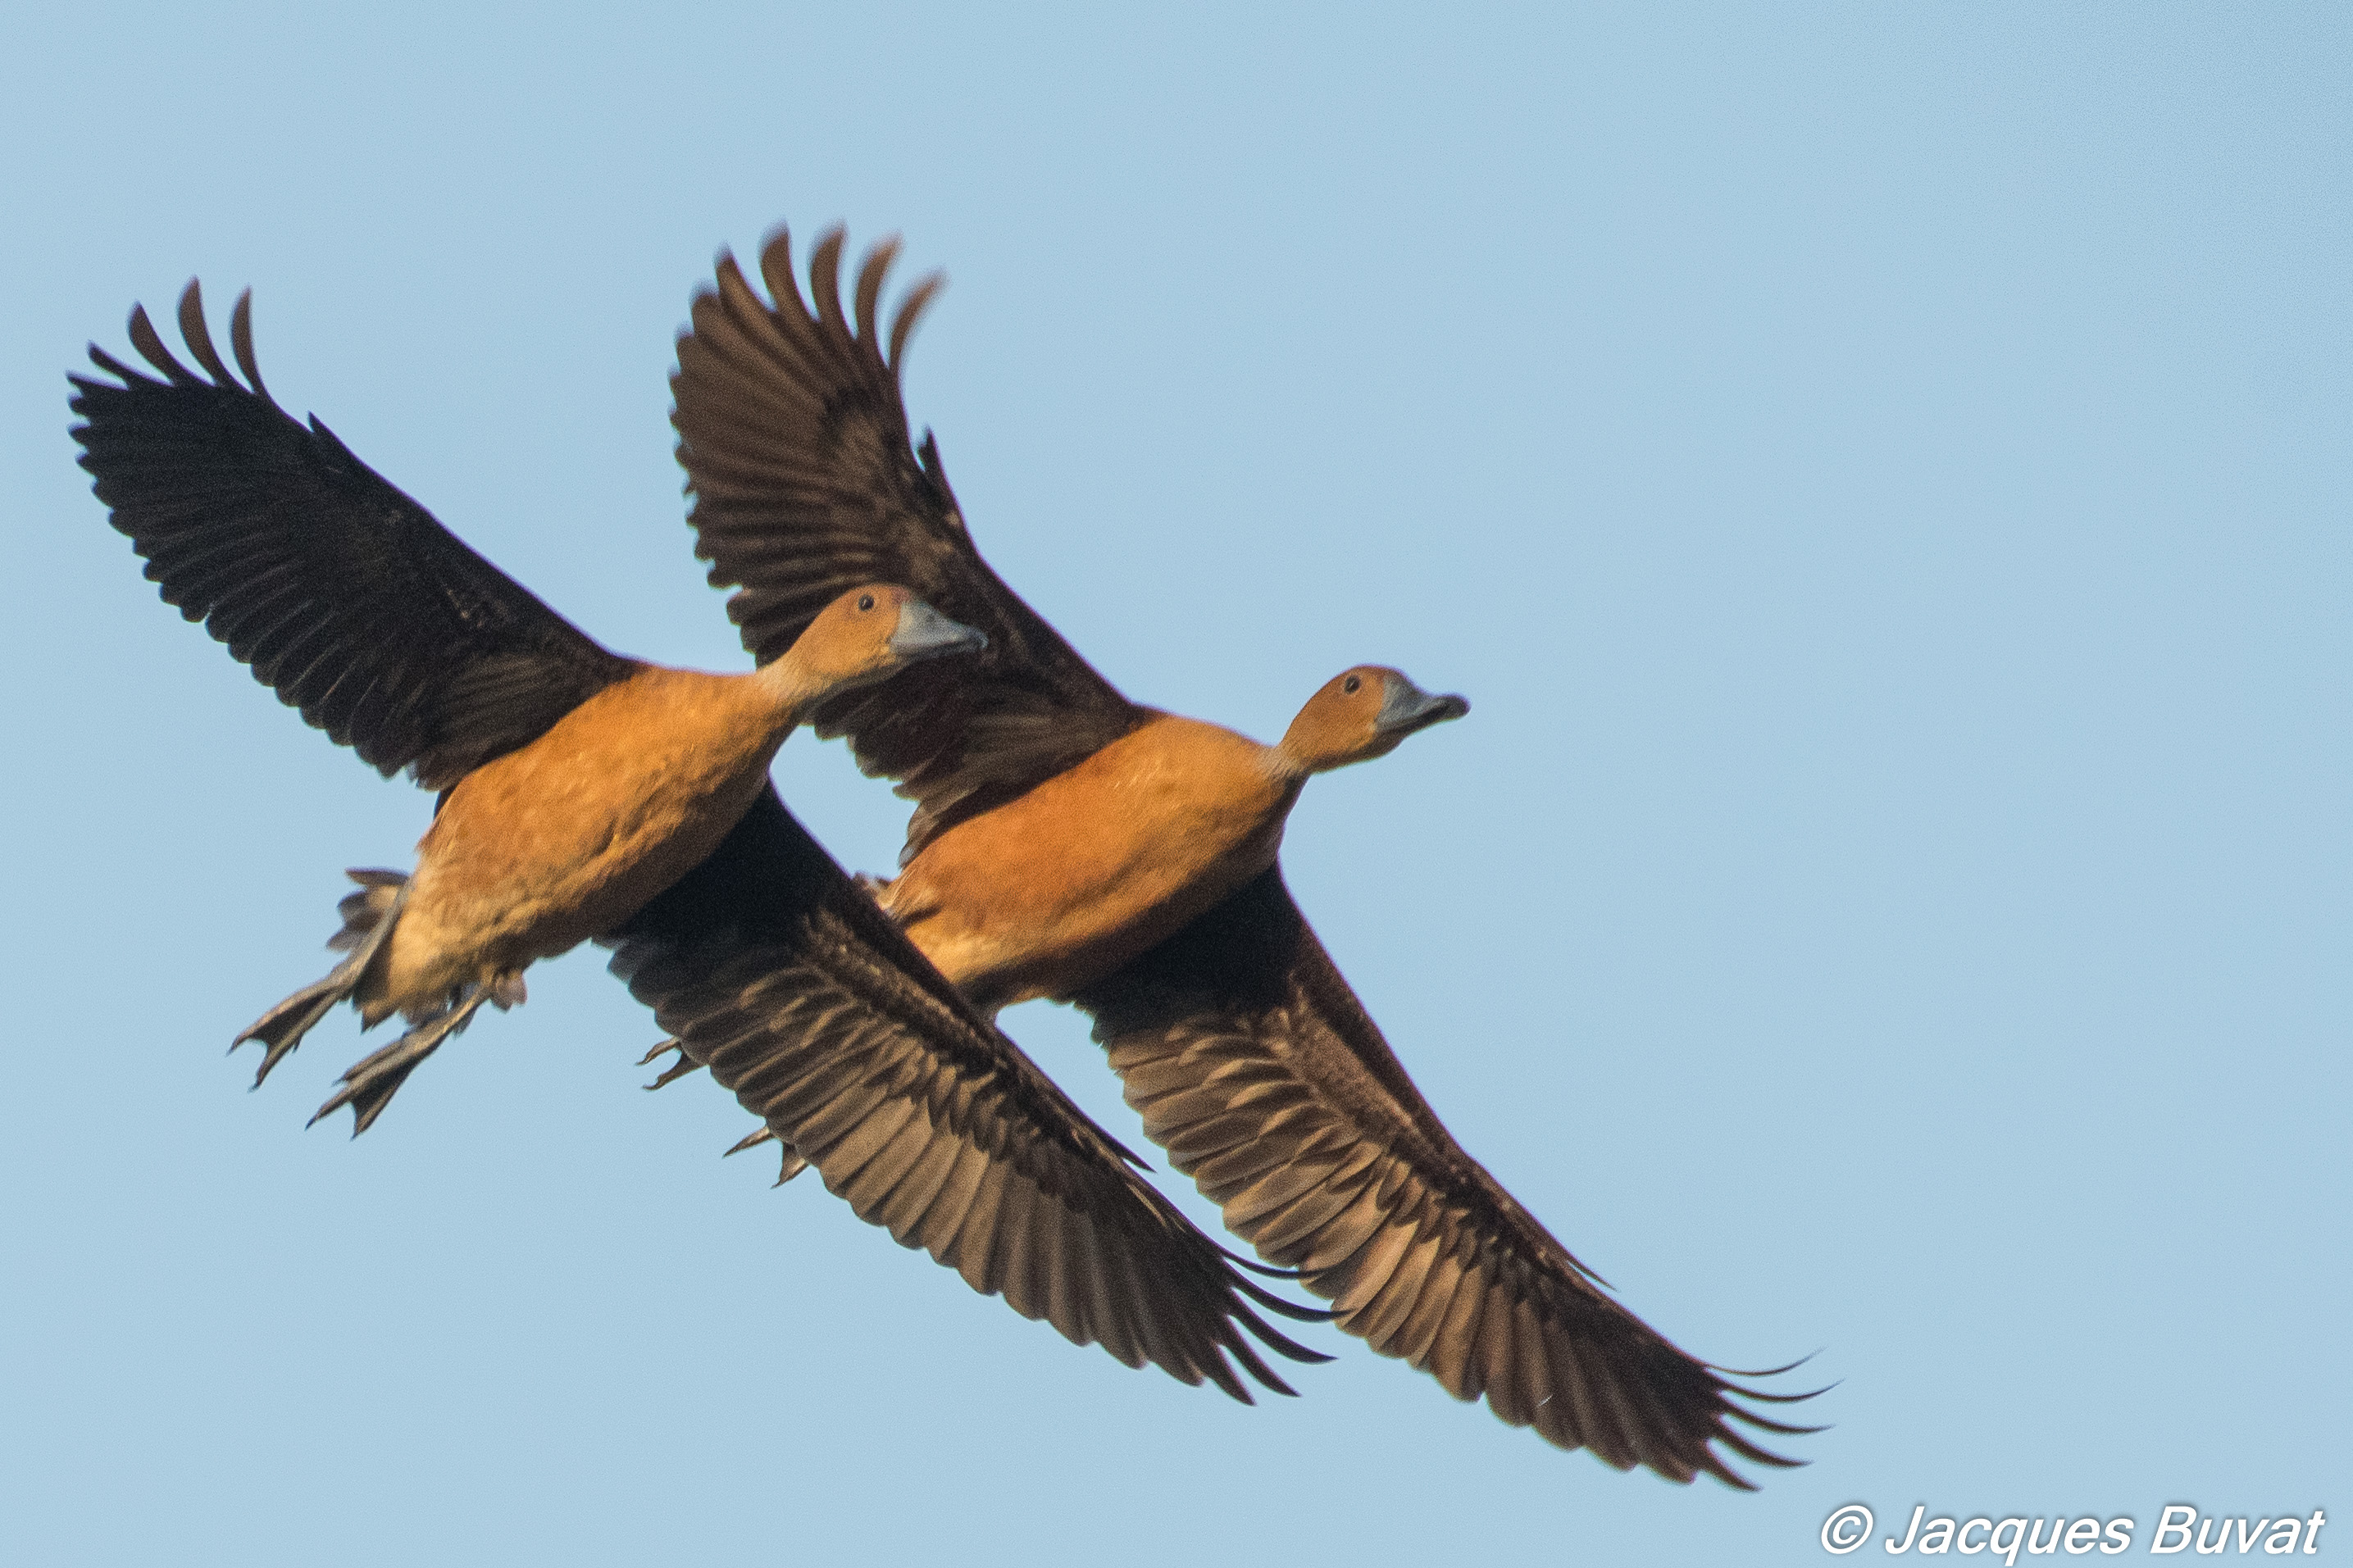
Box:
left=70, top=284, right=1327, bottom=1402
left=662, top=226, right=1818, bottom=1484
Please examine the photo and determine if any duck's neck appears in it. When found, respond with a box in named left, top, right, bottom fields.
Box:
left=749, top=654, right=835, bottom=727
left=1267, top=733, right=1363, bottom=782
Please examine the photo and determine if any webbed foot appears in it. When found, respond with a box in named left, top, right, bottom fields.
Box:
left=723, top=1123, right=808, bottom=1185
left=234, top=871, right=407, bottom=1087
left=309, top=978, right=497, bottom=1136
left=639, top=1038, right=704, bottom=1089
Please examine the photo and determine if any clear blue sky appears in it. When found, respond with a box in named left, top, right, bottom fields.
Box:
left=3, top=6, right=2344, bottom=1565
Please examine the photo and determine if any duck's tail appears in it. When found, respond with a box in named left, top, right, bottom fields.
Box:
left=232, top=869, right=407, bottom=1089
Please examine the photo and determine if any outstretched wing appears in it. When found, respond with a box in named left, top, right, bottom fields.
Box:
left=72, top=283, right=641, bottom=789
left=1074, top=869, right=1818, bottom=1483
left=608, top=785, right=1330, bottom=1401
left=671, top=225, right=1148, bottom=860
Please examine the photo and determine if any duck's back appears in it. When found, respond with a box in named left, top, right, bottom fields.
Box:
left=881, top=713, right=1303, bottom=1009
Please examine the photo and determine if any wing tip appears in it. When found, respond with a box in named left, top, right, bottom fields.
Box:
left=78, top=280, right=273, bottom=407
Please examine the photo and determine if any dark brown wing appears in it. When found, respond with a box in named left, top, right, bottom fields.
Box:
left=1073, top=868, right=1818, bottom=1484
left=670, top=225, right=1148, bottom=861
left=607, top=785, right=1330, bottom=1400
left=72, top=283, right=641, bottom=789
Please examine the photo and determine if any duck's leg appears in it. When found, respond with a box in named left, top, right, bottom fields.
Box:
left=642, top=1039, right=808, bottom=1184
left=309, top=973, right=509, bottom=1136
left=638, top=1038, right=704, bottom=1089
left=234, top=870, right=408, bottom=1088
left=722, top=1123, right=810, bottom=1185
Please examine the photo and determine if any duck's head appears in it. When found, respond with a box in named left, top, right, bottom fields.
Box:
left=1275, top=665, right=1470, bottom=775
left=778, top=584, right=986, bottom=702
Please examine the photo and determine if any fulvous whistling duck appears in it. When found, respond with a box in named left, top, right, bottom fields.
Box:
left=70, top=284, right=1330, bottom=1402
left=662, top=226, right=1820, bottom=1484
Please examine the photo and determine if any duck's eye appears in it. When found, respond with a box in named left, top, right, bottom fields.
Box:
left=857, top=593, right=876, bottom=612
left=1342, top=675, right=1362, bottom=694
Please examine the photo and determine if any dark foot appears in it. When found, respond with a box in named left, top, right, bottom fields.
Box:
left=639, top=1038, right=705, bottom=1090
left=310, top=981, right=491, bottom=1136
left=723, top=1123, right=808, bottom=1184
left=234, top=878, right=408, bottom=1087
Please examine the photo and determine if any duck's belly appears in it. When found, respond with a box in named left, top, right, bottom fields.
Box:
left=884, top=716, right=1299, bottom=1008
left=378, top=670, right=785, bottom=1011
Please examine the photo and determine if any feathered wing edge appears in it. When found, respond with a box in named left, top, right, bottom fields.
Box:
left=71, top=281, right=638, bottom=788
left=671, top=226, right=1150, bottom=861
left=1077, top=868, right=1823, bottom=1484
left=607, top=787, right=1331, bottom=1402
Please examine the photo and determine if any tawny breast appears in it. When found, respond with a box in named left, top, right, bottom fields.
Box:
left=375, top=668, right=794, bottom=1012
